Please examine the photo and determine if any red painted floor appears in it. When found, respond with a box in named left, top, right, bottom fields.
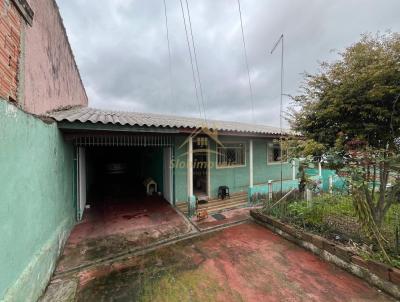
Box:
left=73, top=222, right=394, bottom=301
left=193, top=206, right=257, bottom=230
left=55, top=196, right=192, bottom=274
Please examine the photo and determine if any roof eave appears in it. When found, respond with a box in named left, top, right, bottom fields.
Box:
left=56, top=120, right=294, bottom=138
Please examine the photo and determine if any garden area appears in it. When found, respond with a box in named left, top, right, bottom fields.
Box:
left=260, top=32, right=400, bottom=270
left=260, top=191, right=400, bottom=268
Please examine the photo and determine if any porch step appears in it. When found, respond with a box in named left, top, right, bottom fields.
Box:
left=176, top=192, right=248, bottom=215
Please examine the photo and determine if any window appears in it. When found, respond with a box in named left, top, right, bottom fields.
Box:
left=267, top=143, right=286, bottom=163
left=217, top=143, right=246, bottom=167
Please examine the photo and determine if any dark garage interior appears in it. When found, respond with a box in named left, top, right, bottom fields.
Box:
left=85, top=146, right=164, bottom=206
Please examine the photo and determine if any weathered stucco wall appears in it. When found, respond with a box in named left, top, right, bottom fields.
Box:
left=0, top=100, right=75, bottom=302
left=23, top=0, right=87, bottom=114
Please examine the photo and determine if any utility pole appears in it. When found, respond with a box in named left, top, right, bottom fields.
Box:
left=270, top=34, right=284, bottom=197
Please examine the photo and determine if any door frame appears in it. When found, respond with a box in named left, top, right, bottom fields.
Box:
left=76, top=146, right=87, bottom=221
left=192, top=138, right=210, bottom=197
left=163, top=146, right=173, bottom=204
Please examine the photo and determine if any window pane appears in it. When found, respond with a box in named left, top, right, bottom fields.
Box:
left=267, top=143, right=283, bottom=163
left=217, top=143, right=245, bottom=166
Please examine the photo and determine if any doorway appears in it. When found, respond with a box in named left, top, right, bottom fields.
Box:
left=193, top=137, right=209, bottom=199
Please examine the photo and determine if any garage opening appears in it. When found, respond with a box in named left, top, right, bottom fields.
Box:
left=74, top=134, right=174, bottom=221
left=87, top=146, right=163, bottom=198
left=54, top=133, right=195, bottom=274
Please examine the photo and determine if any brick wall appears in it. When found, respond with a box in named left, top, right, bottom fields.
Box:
left=0, top=0, right=22, bottom=102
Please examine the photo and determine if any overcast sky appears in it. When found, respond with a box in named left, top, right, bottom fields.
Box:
left=56, top=0, right=400, bottom=127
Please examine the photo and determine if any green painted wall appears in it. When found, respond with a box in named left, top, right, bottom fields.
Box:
left=209, top=137, right=250, bottom=197
left=0, top=100, right=75, bottom=302
left=253, top=138, right=293, bottom=184
left=173, top=135, right=188, bottom=203
left=209, top=137, right=294, bottom=198
left=174, top=135, right=296, bottom=202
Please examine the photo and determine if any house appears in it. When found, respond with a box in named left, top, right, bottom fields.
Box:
left=49, top=107, right=299, bottom=218
left=0, top=0, right=298, bottom=301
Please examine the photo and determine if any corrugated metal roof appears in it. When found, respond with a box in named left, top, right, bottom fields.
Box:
left=48, top=107, right=292, bottom=135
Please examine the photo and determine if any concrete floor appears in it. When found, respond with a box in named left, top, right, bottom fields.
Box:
left=50, top=222, right=395, bottom=302
left=54, top=196, right=193, bottom=274
left=193, top=206, right=256, bottom=230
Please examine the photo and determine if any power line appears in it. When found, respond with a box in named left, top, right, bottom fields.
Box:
left=237, top=0, right=255, bottom=122
left=179, top=0, right=204, bottom=120
left=162, top=0, right=174, bottom=110
left=184, top=0, right=208, bottom=123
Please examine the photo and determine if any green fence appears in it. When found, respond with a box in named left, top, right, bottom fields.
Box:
left=305, top=168, right=346, bottom=192
left=248, top=179, right=299, bottom=203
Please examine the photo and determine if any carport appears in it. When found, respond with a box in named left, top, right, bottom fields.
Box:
left=52, top=129, right=193, bottom=273
left=73, top=134, right=174, bottom=221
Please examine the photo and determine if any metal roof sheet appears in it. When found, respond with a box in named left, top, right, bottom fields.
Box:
left=48, top=107, right=293, bottom=135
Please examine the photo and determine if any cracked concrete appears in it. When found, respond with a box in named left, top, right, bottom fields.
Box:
left=43, top=221, right=396, bottom=301
left=54, top=196, right=193, bottom=275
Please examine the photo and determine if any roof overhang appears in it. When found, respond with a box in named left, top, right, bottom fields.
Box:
left=57, top=121, right=289, bottom=140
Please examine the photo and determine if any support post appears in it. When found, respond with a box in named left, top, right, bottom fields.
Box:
left=249, top=139, right=253, bottom=188
left=188, top=136, right=193, bottom=197
left=306, top=188, right=312, bottom=202
left=268, top=180, right=273, bottom=201
left=318, top=161, right=322, bottom=177
left=292, top=159, right=296, bottom=180
left=329, top=175, right=333, bottom=194
left=187, top=136, right=195, bottom=216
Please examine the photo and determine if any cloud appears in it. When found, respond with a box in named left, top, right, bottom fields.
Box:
left=56, top=0, right=400, bottom=127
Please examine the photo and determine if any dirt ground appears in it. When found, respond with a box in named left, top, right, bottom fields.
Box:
left=49, top=221, right=395, bottom=302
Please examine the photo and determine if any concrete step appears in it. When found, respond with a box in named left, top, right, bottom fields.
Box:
left=176, top=192, right=248, bottom=212
left=177, top=194, right=247, bottom=209
left=198, top=198, right=247, bottom=210
left=177, top=192, right=248, bottom=215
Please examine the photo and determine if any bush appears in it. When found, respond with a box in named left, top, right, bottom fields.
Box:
left=264, top=194, right=357, bottom=235
left=263, top=193, right=400, bottom=267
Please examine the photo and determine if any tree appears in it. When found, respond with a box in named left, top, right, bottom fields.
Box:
left=290, top=32, right=400, bottom=227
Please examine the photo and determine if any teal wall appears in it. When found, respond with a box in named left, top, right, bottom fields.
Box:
left=0, top=100, right=75, bottom=302
left=174, top=135, right=297, bottom=202
left=209, top=137, right=250, bottom=197
left=253, top=138, right=294, bottom=184
left=173, top=136, right=188, bottom=203
left=249, top=179, right=300, bottom=203
left=305, top=168, right=346, bottom=192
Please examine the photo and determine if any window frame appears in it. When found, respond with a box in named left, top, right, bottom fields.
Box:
left=266, top=142, right=287, bottom=165
left=216, top=141, right=247, bottom=169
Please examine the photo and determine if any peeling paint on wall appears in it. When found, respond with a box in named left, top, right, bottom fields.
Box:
left=23, top=0, right=88, bottom=114
left=0, top=99, right=75, bottom=302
